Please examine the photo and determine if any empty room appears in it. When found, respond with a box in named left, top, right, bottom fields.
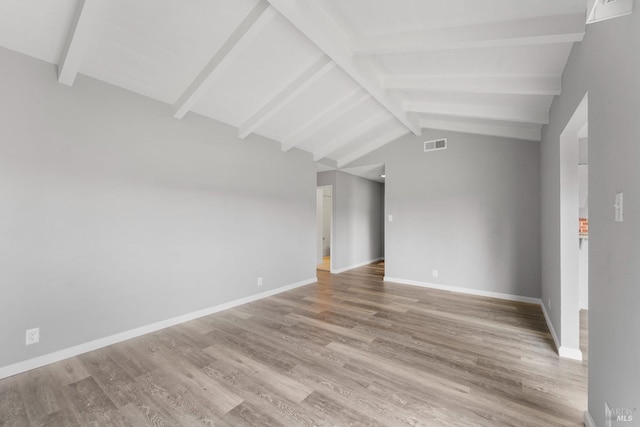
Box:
left=0, top=0, right=638, bottom=426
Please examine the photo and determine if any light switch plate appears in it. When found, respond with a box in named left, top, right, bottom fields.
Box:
left=615, top=192, right=624, bottom=222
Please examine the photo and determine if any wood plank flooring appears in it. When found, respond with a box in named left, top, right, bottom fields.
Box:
left=316, top=256, right=330, bottom=272
left=0, top=262, right=587, bottom=426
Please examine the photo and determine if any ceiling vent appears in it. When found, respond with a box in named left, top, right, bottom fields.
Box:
left=424, top=138, right=447, bottom=152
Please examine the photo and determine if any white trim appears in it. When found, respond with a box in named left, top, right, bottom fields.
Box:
left=584, top=410, right=596, bottom=427
left=541, top=301, right=582, bottom=360
left=540, top=300, right=561, bottom=353
left=559, top=346, right=583, bottom=361
left=331, top=258, right=384, bottom=274
left=559, top=93, right=588, bottom=363
left=383, top=277, right=541, bottom=305
left=0, top=277, right=317, bottom=380
left=587, top=0, right=633, bottom=24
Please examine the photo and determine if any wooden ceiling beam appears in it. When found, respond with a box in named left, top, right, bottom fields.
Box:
left=265, top=0, right=422, bottom=135
left=350, top=13, right=585, bottom=55
left=57, top=0, right=103, bottom=86
left=173, top=0, right=276, bottom=119
left=238, top=56, right=335, bottom=139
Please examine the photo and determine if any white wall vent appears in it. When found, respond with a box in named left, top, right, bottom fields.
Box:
left=424, top=138, right=447, bottom=152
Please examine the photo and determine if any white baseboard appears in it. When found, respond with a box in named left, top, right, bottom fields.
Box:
left=535, top=297, right=584, bottom=361
left=540, top=301, right=561, bottom=352
left=383, top=277, right=542, bottom=305
left=331, top=257, right=384, bottom=274
left=559, top=346, right=583, bottom=361
left=584, top=410, right=596, bottom=427
left=0, top=277, right=317, bottom=380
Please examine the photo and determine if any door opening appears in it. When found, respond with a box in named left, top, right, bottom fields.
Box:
left=559, top=93, right=588, bottom=360
left=316, top=185, right=332, bottom=272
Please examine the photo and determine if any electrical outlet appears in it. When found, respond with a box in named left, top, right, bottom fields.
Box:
left=257, top=277, right=263, bottom=287
left=26, top=328, right=39, bottom=345
left=432, top=269, right=438, bottom=278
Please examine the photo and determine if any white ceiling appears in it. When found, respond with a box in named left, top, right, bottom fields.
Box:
left=0, top=0, right=587, bottom=168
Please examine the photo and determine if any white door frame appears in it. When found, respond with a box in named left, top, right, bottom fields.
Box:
left=317, top=185, right=333, bottom=271
left=558, top=93, right=588, bottom=360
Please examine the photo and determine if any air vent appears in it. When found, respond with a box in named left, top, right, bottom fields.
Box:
left=424, top=138, right=447, bottom=152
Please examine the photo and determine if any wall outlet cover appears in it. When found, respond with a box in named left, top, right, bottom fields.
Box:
left=26, top=328, right=40, bottom=345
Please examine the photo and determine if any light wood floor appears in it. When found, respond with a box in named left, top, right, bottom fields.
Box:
left=0, top=262, right=587, bottom=426
left=316, top=256, right=330, bottom=272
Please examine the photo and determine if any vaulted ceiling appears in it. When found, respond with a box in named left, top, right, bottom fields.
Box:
left=0, top=0, right=587, bottom=167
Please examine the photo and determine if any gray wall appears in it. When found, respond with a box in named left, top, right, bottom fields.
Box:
left=0, top=47, right=317, bottom=369
left=317, top=171, right=384, bottom=272
left=351, top=130, right=541, bottom=298
left=540, top=12, right=640, bottom=425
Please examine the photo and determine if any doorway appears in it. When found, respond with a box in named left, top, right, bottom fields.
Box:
left=316, top=185, right=332, bottom=271
left=559, top=93, right=588, bottom=360
left=577, top=122, right=589, bottom=360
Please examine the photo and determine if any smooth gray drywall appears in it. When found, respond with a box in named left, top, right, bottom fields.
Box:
left=350, top=130, right=541, bottom=298
left=540, top=12, right=640, bottom=425
left=317, top=171, right=384, bottom=271
left=578, top=240, right=588, bottom=310
left=0, top=47, right=317, bottom=369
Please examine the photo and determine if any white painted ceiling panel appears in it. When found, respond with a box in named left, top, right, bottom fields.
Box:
left=191, top=13, right=324, bottom=126
left=98, top=0, right=258, bottom=59
left=340, top=164, right=386, bottom=183
left=80, top=0, right=257, bottom=104
left=419, top=115, right=543, bottom=141
left=296, top=99, right=392, bottom=153
left=401, top=92, right=555, bottom=111
left=377, top=44, right=575, bottom=76
left=0, top=0, right=78, bottom=64
left=80, top=29, right=174, bottom=103
left=328, top=118, right=402, bottom=161
left=0, top=1, right=588, bottom=170
left=322, top=0, right=586, bottom=35
left=255, top=66, right=362, bottom=140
